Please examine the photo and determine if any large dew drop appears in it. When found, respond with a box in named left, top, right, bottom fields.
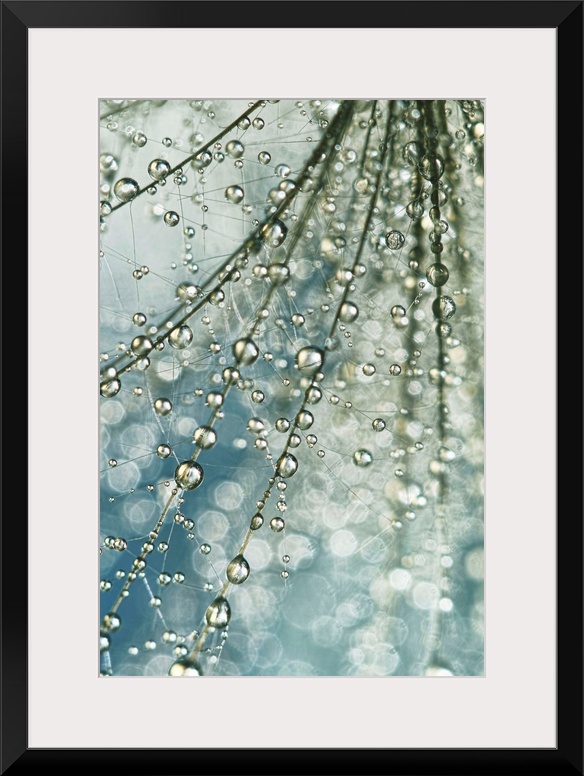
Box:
left=154, top=398, right=172, bottom=416
left=164, top=211, right=180, bottom=227
left=113, top=178, right=139, bottom=203
left=295, top=346, right=324, bottom=376
left=148, top=159, right=171, bottom=181
left=174, top=460, right=204, bottom=490
left=130, top=336, right=154, bottom=356
left=386, top=231, right=405, bottom=250
left=100, top=379, right=121, bottom=398
left=261, top=220, right=288, bottom=248
left=233, top=336, right=259, bottom=366
left=226, top=554, right=250, bottom=585
left=353, top=449, right=373, bottom=467
left=205, top=595, right=231, bottom=628
left=432, top=295, right=457, bottom=320
left=419, top=153, right=445, bottom=181
left=426, top=263, right=450, bottom=287
left=193, top=426, right=217, bottom=449
left=225, top=185, right=244, bottom=204
left=267, top=263, right=290, bottom=286
left=295, top=410, right=314, bottom=430
left=226, top=140, right=244, bottom=159
left=276, top=453, right=298, bottom=478
left=169, top=324, right=193, bottom=349
left=339, top=301, right=359, bottom=324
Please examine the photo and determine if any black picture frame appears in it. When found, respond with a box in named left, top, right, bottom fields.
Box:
left=3, top=1, right=582, bottom=773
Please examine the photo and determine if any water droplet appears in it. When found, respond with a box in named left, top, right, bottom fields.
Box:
left=169, top=324, right=193, bottom=349
left=148, top=159, right=171, bottom=181
left=193, top=426, right=217, bottom=449
left=102, top=612, right=121, bottom=632
left=419, top=154, right=445, bottom=181
left=353, top=177, right=369, bottom=194
left=389, top=364, right=402, bottom=376
left=168, top=659, right=201, bottom=677
left=296, top=410, right=314, bottom=430
left=226, top=554, right=250, bottom=584
left=432, top=295, right=457, bottom=320
left=425, top=663, right=454, bottom=676
left=222, top=366, right=241, bottom=385
left=100, top=153, right=118, bottom=174
left=386, top=231, right=405, bottom=250
left=296, top=346, right=324, bottom=376
left=206, top=391, right=224, bottom=408
left=176, top=282, right=200, bottom=302
left=132, top=131, right=147, bottom=147
left=390, top=305, right=406, bottom=320
left=276, top=453, right=298, bottom=478
left=276, top=418, right=290, bottom=433
left=226, top=140, right=244, bottom=159
left=426, top=263, right=450, bottom=287
left=250, top=513, right=264, bottom=530
left=339, top=301, right=359, bottom=324
left=403, top=141, right=422, bottom=166
left=100, top=200, right=112, bottom=216
left=174, top=460, right=204, bottom=490
left=372, top=418, right=386, bottom=432
left=210, top=289, right=225, bottom=306
left=270, top=516, right=285, bottom=532
left=267, top=263, right=290, bottom=286
left=258, top=151, right=271, bottom=165
left=262, top=221, right=288, bottom=248
left=164, top=211, right=180, bottom=227
left=362, top=364, right=376, bottom=377
left=251, top=390, right=265, bottom=404
left=406, top=200, right=424, bottom=220
left=275, top=164, right=291, bottom=178
left=247, top=417, right=265, bottom=434
left=132, top=312, right=147, bottom=327
left=154, top=398, right=172, bottom=416
left=113, top=178, right=139, bottom=202
left=353, top=449, right=373, bottom=467
left=100, top=379, right=121, bottom=398
left=225, top=184, right=244, bottom=204
left=306, top=386, right=322, bottom=404
left=233, top=336, right=259, bottom=366
left=206, top=595, right=231, bottom=627
left=130, top=336, right=154, bottom=356
left=156, top=444, right=171, bottom=458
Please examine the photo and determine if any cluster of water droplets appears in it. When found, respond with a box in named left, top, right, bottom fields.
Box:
left=99, top=98, right=484, bottom=677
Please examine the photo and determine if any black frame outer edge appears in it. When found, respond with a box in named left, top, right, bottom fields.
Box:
left=2, top=1, right=582, bottom=774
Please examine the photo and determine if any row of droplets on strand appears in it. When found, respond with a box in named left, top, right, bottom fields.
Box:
left=99, top=98, right=482, bottom=676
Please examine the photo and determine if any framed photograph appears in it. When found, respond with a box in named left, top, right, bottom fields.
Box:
left=8, top=1, right=581, bottom=772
